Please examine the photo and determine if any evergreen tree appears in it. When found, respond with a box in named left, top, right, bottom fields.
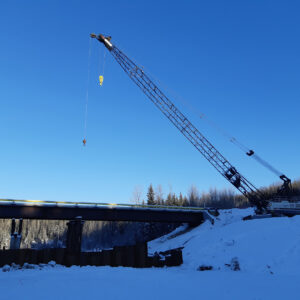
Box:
left=147, top=184, right=155, bottom=205
left=182, top=196, right=189, bottom=207
left=165, top=193, right=173, bottom=206
left=178, top=193, right=184, bottom=206
left=171, top=193, right=178, bottom=206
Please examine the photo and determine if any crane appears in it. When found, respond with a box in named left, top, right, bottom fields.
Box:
left=90, top=33, right=292, bottom=212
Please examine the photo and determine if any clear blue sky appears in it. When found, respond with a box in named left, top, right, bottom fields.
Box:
left=0, top=0, right=299, bottom=203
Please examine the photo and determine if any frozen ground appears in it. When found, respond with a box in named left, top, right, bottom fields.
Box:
left=1, top=208, right=300, bottom=300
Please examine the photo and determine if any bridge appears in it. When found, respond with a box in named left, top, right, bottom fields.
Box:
left=0, top=198, right=213, bottom=224
left=0, top=199, right=215, bottom=267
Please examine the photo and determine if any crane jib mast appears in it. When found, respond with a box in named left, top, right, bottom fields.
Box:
left=90, top=33, right=289, bottom=210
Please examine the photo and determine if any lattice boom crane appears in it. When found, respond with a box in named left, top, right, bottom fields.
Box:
left=90, top=33, right=287, bottom=211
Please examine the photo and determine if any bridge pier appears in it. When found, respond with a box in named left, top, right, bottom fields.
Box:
left=9, top=218, right=23, bottom=250
left=66, top=217, right=84, bottom=254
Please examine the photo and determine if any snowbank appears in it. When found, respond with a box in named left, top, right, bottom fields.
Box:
left=150, top=208, right=300, bottom=275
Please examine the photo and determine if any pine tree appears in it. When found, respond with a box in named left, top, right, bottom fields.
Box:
left=147, top=184, right=155, bottom=205
left=182, top=196, right=189, bottom=207
left=171, top=193, right=178, bottom=206
left=178, top=193, right=184, bottom=206
left=165, top=193, right=173, bottom=206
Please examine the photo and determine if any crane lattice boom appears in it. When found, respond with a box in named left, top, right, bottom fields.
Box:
left=91, top=33, right=266, bottom=209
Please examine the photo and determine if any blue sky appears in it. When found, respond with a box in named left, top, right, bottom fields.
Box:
left=0, top=0, right=299, bottom=203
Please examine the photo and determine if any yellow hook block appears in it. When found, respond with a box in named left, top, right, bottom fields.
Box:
left=99, top=75, right=104, bottom=86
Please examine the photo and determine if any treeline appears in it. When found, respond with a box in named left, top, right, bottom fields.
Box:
left=142, top=179, right=300, bottom=209
left=141, top=184, right=249, bottom=209
left=260, top=179, right=300, bottom=199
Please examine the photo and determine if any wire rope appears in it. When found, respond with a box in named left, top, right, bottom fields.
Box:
left=83, top=38, right=92, bottom=143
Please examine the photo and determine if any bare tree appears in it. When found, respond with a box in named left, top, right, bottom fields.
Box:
left=131, top=185, right=144, bottom=204
left=155, top=184, right=164, bottom=205
left=188, top=184, right=200, bottom=207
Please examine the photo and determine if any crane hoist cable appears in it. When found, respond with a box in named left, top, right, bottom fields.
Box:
left=83, top=38, right=92, bottom=146
left=98, top=44, right=106, bottom=86
left=83, top=40, right=107, bottom=146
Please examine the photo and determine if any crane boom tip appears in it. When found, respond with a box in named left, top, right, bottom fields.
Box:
left=91, top=33, right=113, bottom=51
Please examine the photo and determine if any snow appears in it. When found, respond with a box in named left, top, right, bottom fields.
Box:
left=1, top=208, right=300, bottom=299
left=1, top=265, right=299, bottom=300
left=150, top=208, right=300, bottom=275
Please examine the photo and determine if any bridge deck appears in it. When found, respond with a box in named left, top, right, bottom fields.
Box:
left=0, top=199, right=211, bottom=224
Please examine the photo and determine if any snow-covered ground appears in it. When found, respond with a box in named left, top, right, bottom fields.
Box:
left=149, top=208, right=300, bottom=275
left=1, top=208, right=300, bottom=299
